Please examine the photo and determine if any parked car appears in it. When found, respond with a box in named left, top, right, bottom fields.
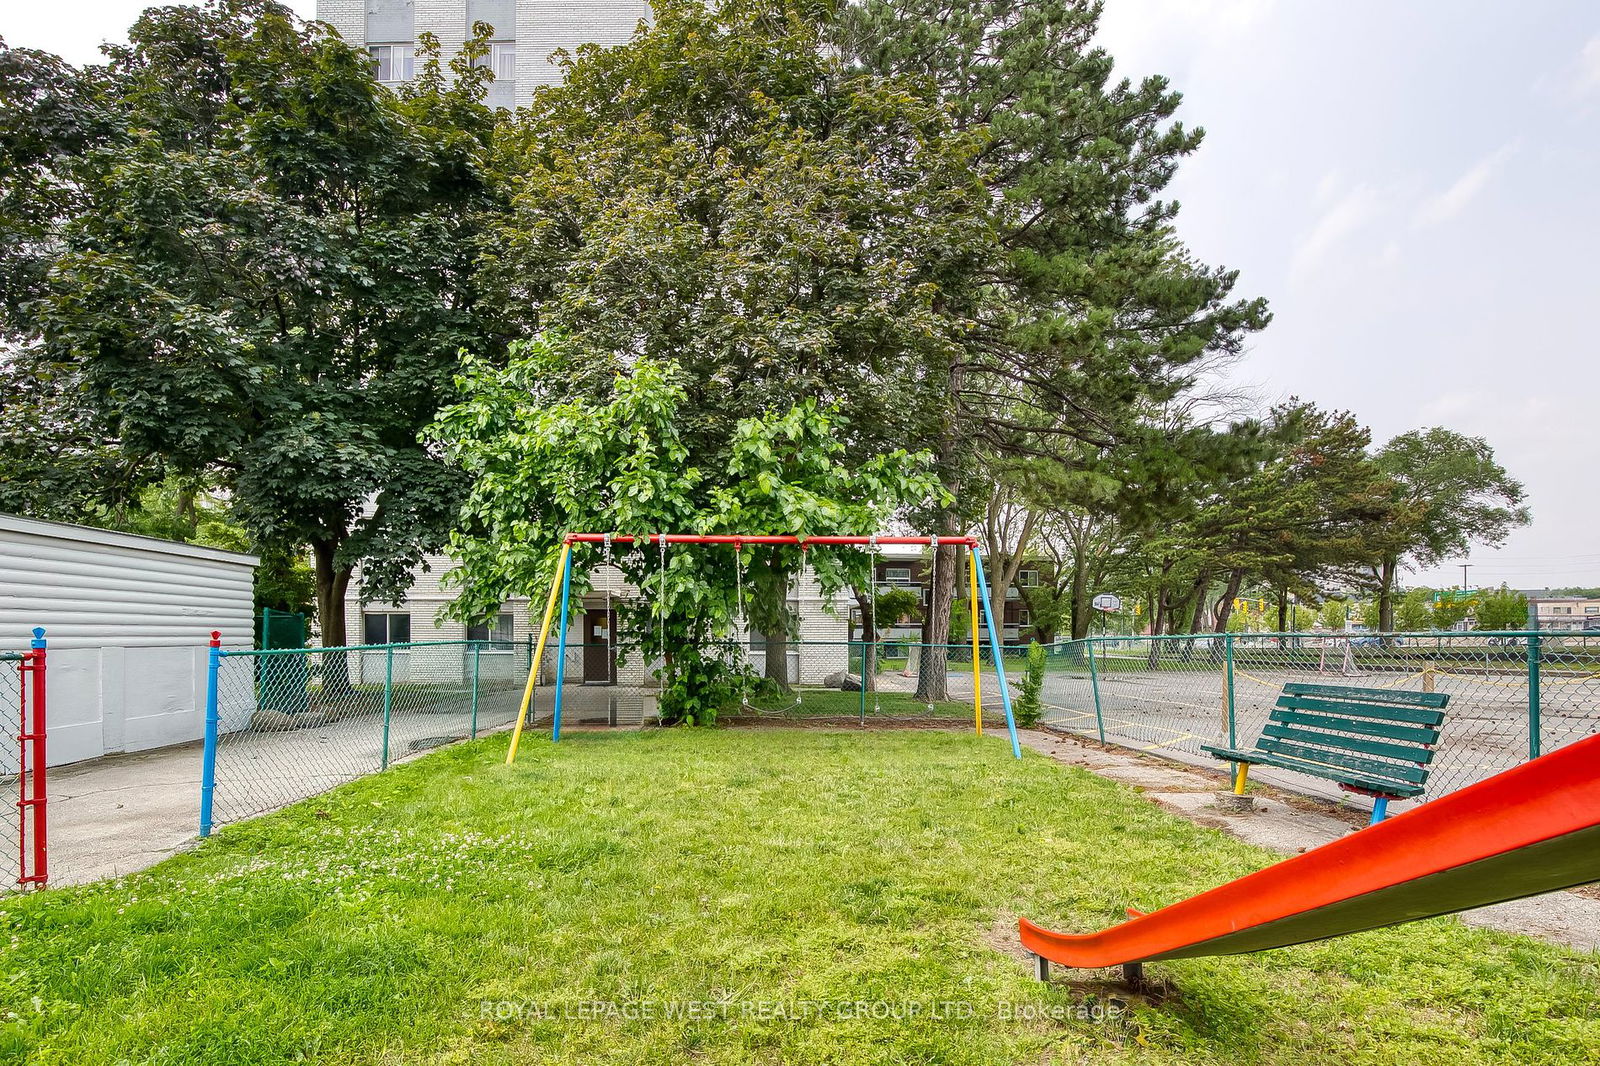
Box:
left=1351, top=636, right=1403, bottom=647
left=1487, top=636, right=1524, bottom=647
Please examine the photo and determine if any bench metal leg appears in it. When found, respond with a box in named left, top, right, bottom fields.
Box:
left=1233, top=762, right=1250, bottom=795
left=1369, top=797, right=1389, bottom=824
left=1034, top=953, right=1049, bottom=982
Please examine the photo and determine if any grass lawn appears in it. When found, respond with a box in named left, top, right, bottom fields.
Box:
left=3, top=730, right=1597, bottom=1065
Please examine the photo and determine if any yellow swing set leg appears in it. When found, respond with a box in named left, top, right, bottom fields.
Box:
left=506, top=542, right=572, bottom=765
left=969, top=547, right=983, bottom=736
left=1233, top=763, right=1250, bottom=795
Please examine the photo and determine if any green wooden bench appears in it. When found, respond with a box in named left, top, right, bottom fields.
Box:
left=1202, top=682, right=1451, bottom=824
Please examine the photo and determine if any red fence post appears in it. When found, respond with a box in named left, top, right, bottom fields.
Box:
left=18, top=627, right=46, bottom=887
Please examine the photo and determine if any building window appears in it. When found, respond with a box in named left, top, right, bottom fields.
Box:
left=363, top=612, right=411, bottom=645
left=370, top=43, right=414, bottom=84
left=467, top=612, right=515, bottom=650
left=1018, top=609, right=1031, bottom=626
left=1017, top=569, right=1040, bottom=588
left=473, top=41, right=516, bottom=80
left=1585, top=606, right=1599, bottom=615
left=884, top=566, right=912, bottom=586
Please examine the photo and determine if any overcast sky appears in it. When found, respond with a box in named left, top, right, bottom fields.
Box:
left=5, top=0, right=1599, bottom=591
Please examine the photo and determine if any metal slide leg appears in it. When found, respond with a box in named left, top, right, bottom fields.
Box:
left=1370, top=796, right=1389, bottom=825
left=1122, top=962, right=1146, bottom=988
left=1034, top=954, right=1049, bottom=982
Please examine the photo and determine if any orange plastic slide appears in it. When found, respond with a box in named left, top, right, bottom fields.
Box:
left=1021, top=732, right=1600, bottom=975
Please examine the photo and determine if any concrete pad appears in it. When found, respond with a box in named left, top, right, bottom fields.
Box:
left=46, top=742, right=203, bottom=885
left=1147, top=791, right=1349, bottom=853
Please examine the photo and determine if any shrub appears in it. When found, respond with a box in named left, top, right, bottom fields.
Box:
left=1015, top=641, right=1046, bottom=727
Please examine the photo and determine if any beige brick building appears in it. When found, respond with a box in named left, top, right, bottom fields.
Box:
left=316, top=0, right=650, bottom=108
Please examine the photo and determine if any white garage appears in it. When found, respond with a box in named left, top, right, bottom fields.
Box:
left=0, top=514, right=257, bottom=766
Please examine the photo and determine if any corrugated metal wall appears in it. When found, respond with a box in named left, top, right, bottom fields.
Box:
left=0, top=515, right=256, bottom=652
left=0, top=514, right=257, bottom=766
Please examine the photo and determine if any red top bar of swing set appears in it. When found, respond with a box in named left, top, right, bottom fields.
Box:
left=562, top=533, right=979, bottom=548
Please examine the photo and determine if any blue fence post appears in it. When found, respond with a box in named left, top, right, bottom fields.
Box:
left=470, top=642, right=482, bottom=740
left=1086, top=638, right=1106, bottom=744
left=381, top=644, right=394, bottom=770
left=971, top=547, right=1023, bottom=759
left=1527, top=632, right=1542, bottom=761
left=200, top=630, right=222, bottom=838
left=1224, top=632, right=1237, bottom=749
left=551, top=547, right=575, bottom=742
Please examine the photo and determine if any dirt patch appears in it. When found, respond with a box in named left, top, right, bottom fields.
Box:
left=984, top=910, right=1037, bottom=966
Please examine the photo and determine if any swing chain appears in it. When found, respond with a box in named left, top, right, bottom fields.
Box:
left=926, top=535, right=940, bottom=712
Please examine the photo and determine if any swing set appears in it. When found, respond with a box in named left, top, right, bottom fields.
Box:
left=504, top=534, right=1023, bottom=763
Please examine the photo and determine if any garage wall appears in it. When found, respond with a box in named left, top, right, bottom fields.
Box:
left=0, top=515, right=257, bottom=766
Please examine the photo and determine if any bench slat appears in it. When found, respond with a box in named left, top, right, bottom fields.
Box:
left=1282, top=682, right=1449, bottom=709
left=1276, top=694, right=1446, bottom=728
left=1261, top=723, right=1436, bottom=765
left=1199, top=745, right=1426, bottom=798
left=1269, top=709, right=1440, bottom=745
left=1255, top=738, right=1429, bottom=785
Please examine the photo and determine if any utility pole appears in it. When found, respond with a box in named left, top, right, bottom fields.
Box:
left=1460, top=562, right=1471, bottom=590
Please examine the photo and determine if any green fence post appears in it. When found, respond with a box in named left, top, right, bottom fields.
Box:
left=1527, top=633, right=1541, bottom=761
left=1224, top=632, right=1237, bottom=749
left=381, top=644, right=394, bottom=771
left=1087, top=637, right=1106, bottom=744
left=470, top=642, right=482, bottom=740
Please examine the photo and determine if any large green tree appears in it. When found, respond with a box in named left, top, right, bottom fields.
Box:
left=1370, top=428, right=1530, bottom=632
left=429, top=335, right=939, bottom=722
left=30, top=1, right=505, bottom=647
left=841, top=0, right=1270, bottom=691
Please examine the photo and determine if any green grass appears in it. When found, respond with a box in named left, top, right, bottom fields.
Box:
left=3, top=731, right=1597, bottom=1065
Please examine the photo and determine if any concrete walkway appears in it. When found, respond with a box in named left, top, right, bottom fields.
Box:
left=45, top=742, right=203, bottom=885
left=1020, top=728, right=1600, bottom=952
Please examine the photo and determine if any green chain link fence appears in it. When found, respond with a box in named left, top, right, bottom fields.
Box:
left=1038, top=631, right=1600, bottom=810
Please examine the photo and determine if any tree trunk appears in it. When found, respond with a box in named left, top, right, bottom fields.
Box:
left=1069, top=555, right=1092, bottom=641
left=311, top=538, right=354, bottom=694
left=1212, top=569, right=1245, bottom=632
left=853, top=585, right=877, bottom=692
left=1377, top=557, right=1398, bottom=633
left=916, top=532, right=959, bottom=702
left=752, top=548, right=792, bottom=692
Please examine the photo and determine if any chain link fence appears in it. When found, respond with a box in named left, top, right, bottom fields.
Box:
left=0, top=637, right=46, bottom=891
left=0, top=653, right=22, bottom=889
left=205, top=639, right=534, bottom=832
left=1038, top=631, right=1600, bottom=809
left=202, top=628, right=1600, bottom=832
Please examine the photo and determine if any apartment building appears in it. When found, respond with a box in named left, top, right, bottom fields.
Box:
left=316, top=0, right=650, bottom=107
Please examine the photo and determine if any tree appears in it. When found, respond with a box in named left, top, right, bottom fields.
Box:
left=428, top=337, right=940, bottom=722
left=1474, top=585, right=1529, bottom=632
left=1395, top=588, right=1435, bottom=632
left=29, top=2, right=505, bottom=654
left=488, top=0, right=988, bottom=689
left=1370, top=429, right=1530, bottom=631
left=841, top=0, right=1270, bottom=693
left=1318, top=599, right=1349, bottom=631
